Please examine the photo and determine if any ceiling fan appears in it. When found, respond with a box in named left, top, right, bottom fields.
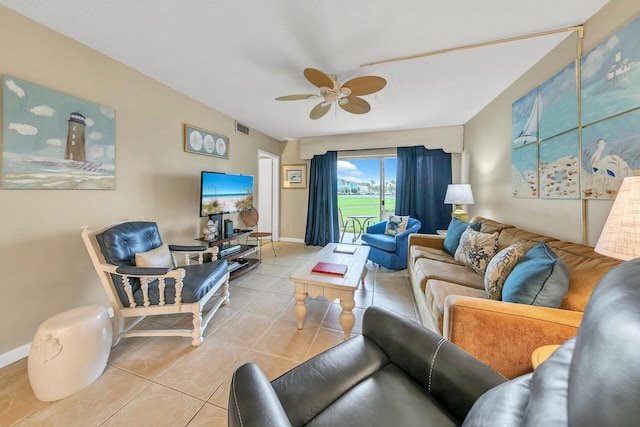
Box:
left=275, top=68, right=387, bottom=120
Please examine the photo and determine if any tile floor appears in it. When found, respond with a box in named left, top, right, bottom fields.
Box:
left=0, top=241, right=418, bottom=427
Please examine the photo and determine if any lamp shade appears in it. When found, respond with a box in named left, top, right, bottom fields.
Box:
left=595, top=176, right=640, bottom=261
left=444, top=184, right=475, bottom=205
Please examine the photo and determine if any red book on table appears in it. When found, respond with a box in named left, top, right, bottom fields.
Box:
left=312, top=262, right=348, bottom=277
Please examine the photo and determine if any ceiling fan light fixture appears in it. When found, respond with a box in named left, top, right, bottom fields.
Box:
left=324, top=92, right=337, bottom=102
left=277, top=68, right=386, bottom=119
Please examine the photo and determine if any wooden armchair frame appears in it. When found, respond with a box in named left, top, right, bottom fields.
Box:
left=81, top=221, right=230, bottom=347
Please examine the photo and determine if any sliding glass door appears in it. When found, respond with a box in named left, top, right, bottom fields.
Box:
left=382, top=157, right=396, bottom=219
left=337, top=155, right=397, bottom=242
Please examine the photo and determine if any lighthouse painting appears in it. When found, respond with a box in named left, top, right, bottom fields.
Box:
left=64, top=111, right=87, bottom=162
left=2, top=75, right=115, bottom=189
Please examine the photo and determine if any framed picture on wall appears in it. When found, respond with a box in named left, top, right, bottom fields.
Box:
left=539, top=130, right=579, bottom=199
left=511, top=143, right=538, bottom=198
left=282, top=164, right=307, bottom=189
left=581, top=14, right=640, bottom=127
left=184, top=124, right=229, bottom=159
left=581, top=109, right=640, bottom=199
left=538, top=62, right=578, bottom=141
left=512, top=88, right=539, bottom=149
left=2, top=74, right=116, bottom=190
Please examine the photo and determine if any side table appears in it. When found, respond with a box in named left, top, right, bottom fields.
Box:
left=348, top=215, right=375, bottom=243
left=28, top=305, right=112, bottom=401
left=531, top=344, right=561, bottom=369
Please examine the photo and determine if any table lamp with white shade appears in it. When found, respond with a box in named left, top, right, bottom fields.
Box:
left=595, top=176, right=640, bottom=261
left=444, top=184, right=474, bottom=223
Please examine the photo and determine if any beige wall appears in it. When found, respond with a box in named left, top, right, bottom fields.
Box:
left=279, top=140, right=309, bottom=240
left=0, top=7, right=281, bottom=358
left=465, top=0, right=640, bottom=246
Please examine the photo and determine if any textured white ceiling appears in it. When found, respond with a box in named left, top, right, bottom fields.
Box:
left=0, top=0, right=609, bottom=141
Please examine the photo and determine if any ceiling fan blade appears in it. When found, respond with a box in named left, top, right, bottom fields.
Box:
left=275, top=94, right=317, bottom=101
left=339, top=96, right=371, bottom=114
left=304, top=68, right=334, bottom=89
left=342, top=76, right=387, bottom=96
left=310, top=102, right=332, bottom=120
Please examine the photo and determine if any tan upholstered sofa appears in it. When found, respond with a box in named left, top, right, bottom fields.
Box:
left=408, top=216, right=620, bottom=379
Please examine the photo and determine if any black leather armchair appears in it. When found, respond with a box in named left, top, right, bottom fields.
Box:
left=229, top=305, right=506, bottom=426
left=229, top=259, right=640, bottom=426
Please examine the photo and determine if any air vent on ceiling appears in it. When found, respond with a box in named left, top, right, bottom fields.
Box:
left=235, top=121, right=250, bottom=136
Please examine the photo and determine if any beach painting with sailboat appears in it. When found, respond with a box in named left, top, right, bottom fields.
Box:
left=581, top=14, right=640, bottom=126
left=512, top=143, right=538, bottom=198
left=539, top=62, right=578, bottom=141
left=512, top=88, right=538, bottom=149
left=539, top=130, right=579, bottom=199
left=581, top=109, right=640, bottom=199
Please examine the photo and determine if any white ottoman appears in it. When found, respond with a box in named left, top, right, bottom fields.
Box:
left=28, top=305, right=112, bottom=401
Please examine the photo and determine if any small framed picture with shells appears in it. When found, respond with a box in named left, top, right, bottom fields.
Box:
left=184, top=124, right=229, bottom=159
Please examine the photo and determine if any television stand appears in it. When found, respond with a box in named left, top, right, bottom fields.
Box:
left=196, top=231, right=259, bottom=280
left=219, top=243, right=242, bottom=257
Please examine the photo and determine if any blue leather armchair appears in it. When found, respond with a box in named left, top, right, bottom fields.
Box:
left=81, top=221, right=230, bottom=347
left=361, top=217, right=421, bottom=270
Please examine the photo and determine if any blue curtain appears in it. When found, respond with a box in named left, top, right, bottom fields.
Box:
left=305, top=151, right=339, bottom=246
left=396, top=146, right=452, bottom=234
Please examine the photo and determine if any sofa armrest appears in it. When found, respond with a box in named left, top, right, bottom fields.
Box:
left=363, top=306, right=506, bottom=421
left=228, top=363, right=292, bottom=427
left=408, top=233, right=445, bottom=250
left=444, top=296, right=583, bottom=379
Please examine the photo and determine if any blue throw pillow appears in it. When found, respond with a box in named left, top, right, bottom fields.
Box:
left=501, top=242, right=570, bottom=307
left=443, top=217, right=482, bottom=255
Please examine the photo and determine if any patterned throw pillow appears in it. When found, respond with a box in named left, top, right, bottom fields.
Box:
left=484, top=243, right=524, bottom=300
left=454, top=227, right=499, bottom=275
left=384, top=215, right=409, bottom=236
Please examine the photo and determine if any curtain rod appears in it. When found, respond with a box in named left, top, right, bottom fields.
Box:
left=360, top=26, right=584, bottom=67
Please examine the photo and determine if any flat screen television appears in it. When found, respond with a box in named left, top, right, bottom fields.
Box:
left=200, top=171, right=254, bottom=217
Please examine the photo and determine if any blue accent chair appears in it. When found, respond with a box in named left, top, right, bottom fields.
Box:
left=361, top=218, right=421, bottom=270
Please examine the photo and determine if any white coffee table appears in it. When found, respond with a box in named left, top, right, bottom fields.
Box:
left=289, top=243, right=370, bottom=340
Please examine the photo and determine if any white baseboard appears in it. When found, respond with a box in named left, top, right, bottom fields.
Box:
left=279, top=237, right=305, bottom=244
left=0, top=343, right=31, bottom=369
